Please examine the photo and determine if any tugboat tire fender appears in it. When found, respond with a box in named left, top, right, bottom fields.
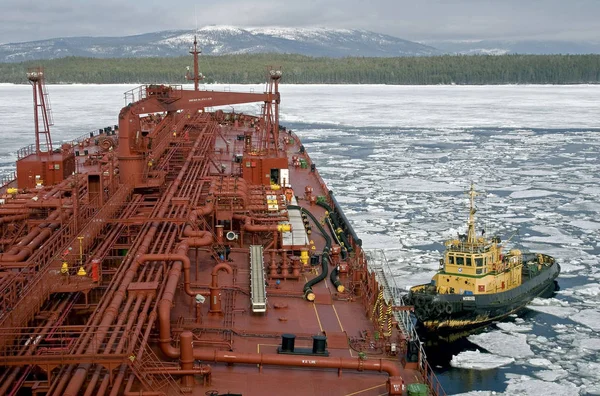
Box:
left=423, top=301, right=434, bottom=314
left=415, top=295, right=426, bottom=306
left=434, top=302, right=445, bottom=315
left=444, top=302, right=453, bottom=314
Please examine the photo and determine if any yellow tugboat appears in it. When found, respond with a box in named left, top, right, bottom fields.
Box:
left=407, top=184, right=560, bottom=332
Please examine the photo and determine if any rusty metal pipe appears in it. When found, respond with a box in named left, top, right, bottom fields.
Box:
left=210, top=262, right=233, bottom=288
left=179, top=331, right=195, bottom=388
left=0, top=297, right=71, bottom=394
left=104, top=292, right=156, bottom=396
left=49, top=195, right=144, bottom=395
left=0, top=214, right=28, bottom=224
left=234, top=214, right=285, bottom=232
left=25, top=199, right=66, bottom=208
left=1, top=208, right=64, bottom=255
left=209, top=262, right=233, bottom=314
left=194, top=349, right=401, bottom=377
left=104, top=267, right=162, bottom=396
left=0, top=208, right=30, bottom=215
left=64, top=125, right=213, bottom=395
left=0, top=228, right=52, bottom=262
left=140, top=368, right=211, bottom=375
left=0, top=209, right=71, bottom=263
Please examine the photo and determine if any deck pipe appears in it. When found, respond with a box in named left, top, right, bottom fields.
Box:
left=193, top=348, right=400, bottom=377
left=233, top=214, right=291, bottom=233
left=0, top=209, right=62, bottom=255
left=209, top=262, right=233, bottom=314
left=47, top=199, right=144, bottom=396
left=0, top=210, right=71, bottom=264
left=63, top=125, right=211, bottom=396
left=0, top=297, right=72, bottom=395
left=0, top=214, right=28, bottom=224
left=90, top=262, right=161, bottom=395
left=155, top=254, right=401, bottom=387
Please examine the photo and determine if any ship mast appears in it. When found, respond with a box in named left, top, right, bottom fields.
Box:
left=27, top=67, right=54, bottom=154
left=467, top=183, right=478, bottom=244
left=186, top=35, right=203, bottom=91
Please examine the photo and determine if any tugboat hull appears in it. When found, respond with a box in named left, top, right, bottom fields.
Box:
left=409, top=261, right=560, bottom=332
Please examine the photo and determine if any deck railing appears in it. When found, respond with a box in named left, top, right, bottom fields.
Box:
left=365, top=249, right=446, bottom=396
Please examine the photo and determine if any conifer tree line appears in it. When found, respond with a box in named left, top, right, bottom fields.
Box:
left=0, top=54, right=599, bottom=84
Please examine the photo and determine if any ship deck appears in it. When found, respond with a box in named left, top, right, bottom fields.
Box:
left=161, top=124, right=424, bottom=395
left=0, top=85, right=442, bottom=396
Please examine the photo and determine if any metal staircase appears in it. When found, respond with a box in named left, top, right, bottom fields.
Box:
left=127, top=331, right=184, bottom=396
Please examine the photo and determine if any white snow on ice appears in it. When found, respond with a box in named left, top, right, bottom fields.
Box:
left=450, top=350, right=515, bottom=370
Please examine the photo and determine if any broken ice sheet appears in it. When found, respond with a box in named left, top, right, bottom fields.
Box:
left=468, top=331, right=533, bottom=359
left=450, top=350, right=514, bottom=370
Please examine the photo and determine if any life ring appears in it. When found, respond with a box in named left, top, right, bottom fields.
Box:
left=444, top=302, right=453, bottom=315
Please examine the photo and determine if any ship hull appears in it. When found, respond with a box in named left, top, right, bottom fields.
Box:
left=408, top=261, right=560, bottom=332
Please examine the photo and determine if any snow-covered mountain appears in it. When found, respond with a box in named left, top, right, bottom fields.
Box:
left=0, top=26, right=441, bottom=62
left=422, top=39, right=600, bottom=55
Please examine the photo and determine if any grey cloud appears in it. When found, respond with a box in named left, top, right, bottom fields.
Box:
left=1, top=0, right=600, bottom=44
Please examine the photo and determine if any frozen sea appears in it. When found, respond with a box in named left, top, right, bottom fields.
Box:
left=1, top=83, right=600, bottom=395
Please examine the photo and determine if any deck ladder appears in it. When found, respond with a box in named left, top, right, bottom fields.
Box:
left=249, top=245, right=267, bottom=313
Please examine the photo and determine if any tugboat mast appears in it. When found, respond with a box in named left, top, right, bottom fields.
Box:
left=467, top=183, right=479, bottom=244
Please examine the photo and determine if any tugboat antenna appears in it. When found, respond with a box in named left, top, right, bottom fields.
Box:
left=467, top=182, right=479, bottom=244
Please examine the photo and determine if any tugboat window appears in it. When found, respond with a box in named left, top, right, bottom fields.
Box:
left=466, top=257, right=472, bottom=266
left=448, top=255, right=454, bottom=265
left=456, top=256, right=464, bottom=265
left=475, top=258, right=483, bottom=267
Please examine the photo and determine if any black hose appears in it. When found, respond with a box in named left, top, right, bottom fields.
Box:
left=316, top=201, right=333, bottom=213
left=330, top=265, right=344, bottom=293
left=340, top=248, right=348, bottom=261
left=324, top=215, right=348, bottom=291
left=318, top=199, right=354, bottom=253
left=288, top=205, right=331, bottom=301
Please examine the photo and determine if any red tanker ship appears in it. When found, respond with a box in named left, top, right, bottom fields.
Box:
left=0, top=39, right=445, bottom=396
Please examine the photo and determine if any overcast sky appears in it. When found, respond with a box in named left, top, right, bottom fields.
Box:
left=1, top=0, right=599, bottom=44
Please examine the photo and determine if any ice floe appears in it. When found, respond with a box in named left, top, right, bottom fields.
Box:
left=509, top=189, right=557, bottom=199
left=468, top=331, right=533, bottom=359
left=450, top=350, right=515, bottom=370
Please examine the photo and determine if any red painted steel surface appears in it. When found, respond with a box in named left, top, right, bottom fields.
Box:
left=0, top=46, right=445, bottom=396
